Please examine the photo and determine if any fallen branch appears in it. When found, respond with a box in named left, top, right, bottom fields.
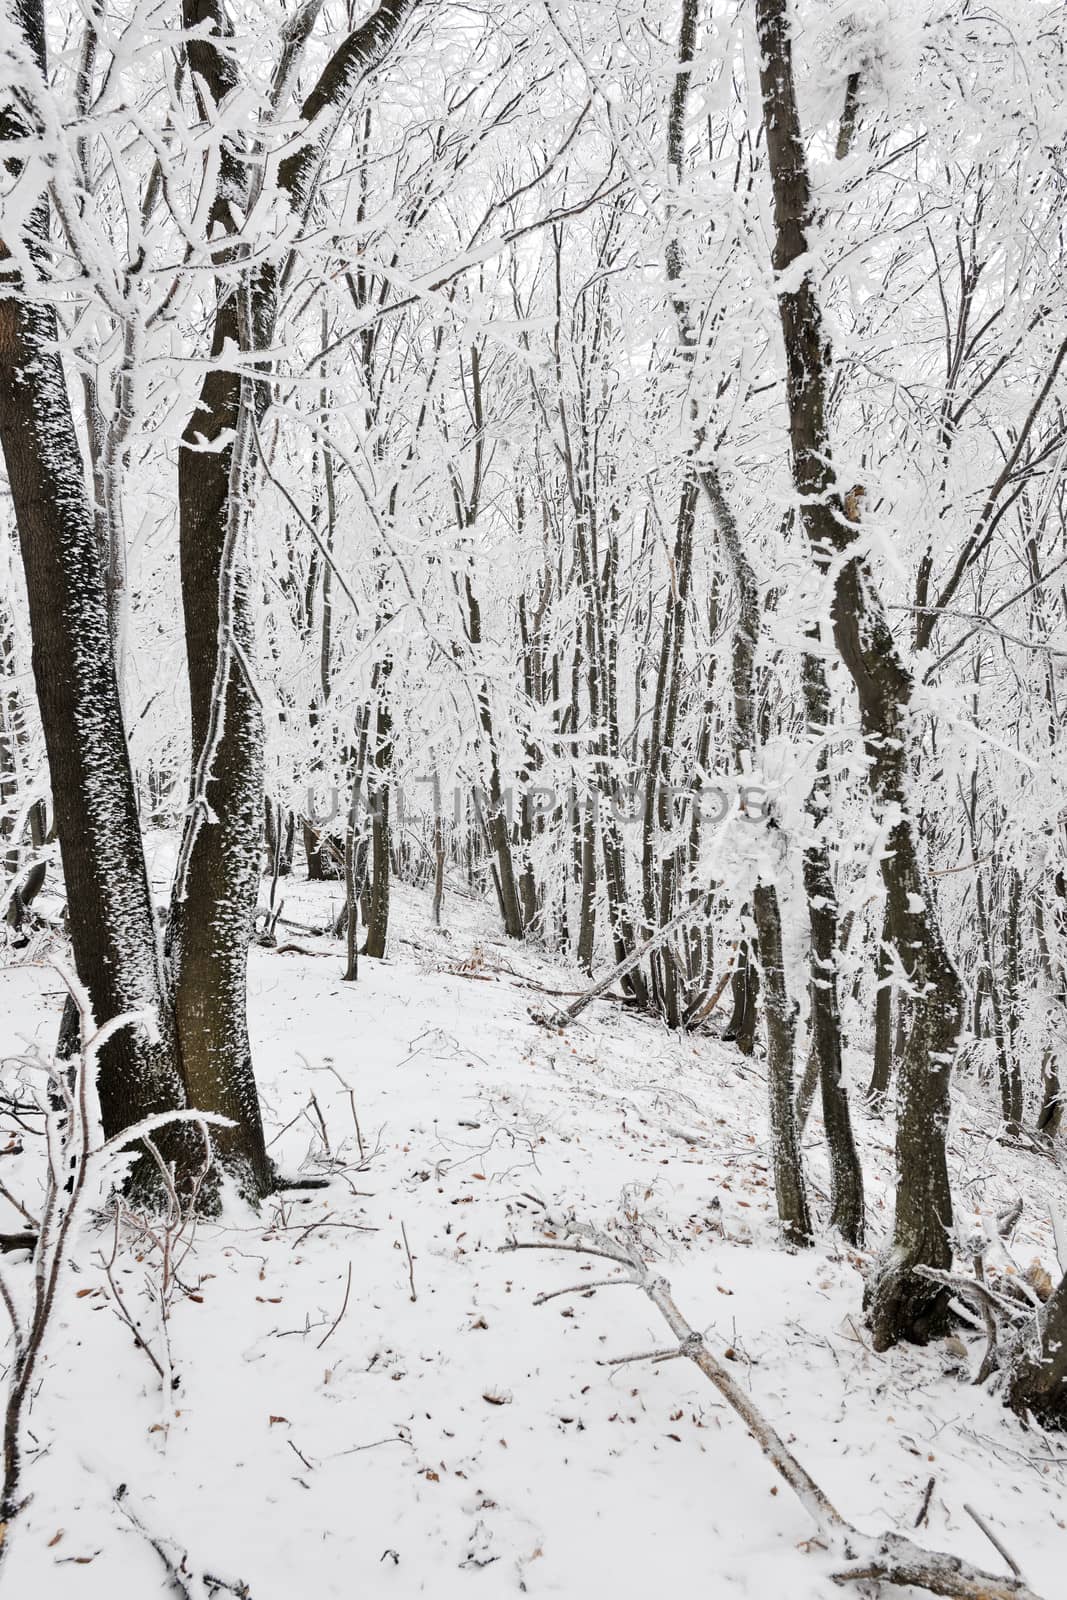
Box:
left=536, top=900, right=706, bottom=1026
left=685, top=946, right=739, bottom=1030
left=446, top=965, right=626, bottom=1004
left=114, top=1484, right=253, bottom=1598
left=0, top=1233, right=36, bottom=1255
left=964, top=1503, right=1023, bottom=1580
left=504, top=1227, right=1044, bottom=1600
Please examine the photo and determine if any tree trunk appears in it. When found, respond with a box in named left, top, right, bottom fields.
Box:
left=752, top=881, right=813, bottom=1246
left=800, top=651, right=864, bottom=1245
left=723, top=938, right=759, bottom=1055
left=755, top=0, right=962, bottom=1344
left=169, top=304, right=271, bottom=1197
left=466, top=575, right=525, bottom=940
left=867, top=906, right=894, bottom=1109
left=0, top=0, right=185, bottom=1164
left=166, top=0, right=274, bottom=1198
left=1007, top=1270, right=1067, bottom=1429
left=666, top=0, right=809, bottom=1243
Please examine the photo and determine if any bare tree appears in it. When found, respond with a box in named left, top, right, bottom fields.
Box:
left=755, top=0, right=961, bottom=1343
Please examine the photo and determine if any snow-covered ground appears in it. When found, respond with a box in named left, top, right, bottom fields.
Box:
left=1, top=865, right=1065, bottom=1598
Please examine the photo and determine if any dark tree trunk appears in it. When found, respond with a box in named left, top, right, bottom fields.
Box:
left=0, top=0, right=185, bottom=1160
left=1007, top=1270, right=1067, bottom=1429
left=723, top=938, right=759, bottom=1055
left=166, top=0, right=419, bottom=1184
left=364, top=702, right=392, bottom=962
left=800, top=649, right=864, bottom=1245
left=867, top=906, right=894, bottom=1109
left=432, top=806, right=446, bottom=927
left=643, top=477, right=697, bottom=1027
left=303, top=820, right=344, bottom=881
left=576, top=793, right=597, bottom=974
left=166, top=0, right=273, bottom=1197
left=1035, top=891, right=1065, bottom=1137
left=170, top=305, right=271, bottom=1196
left=466, top=575, right=525, bottom=941
left=755, top=0, right=962, bottom=1345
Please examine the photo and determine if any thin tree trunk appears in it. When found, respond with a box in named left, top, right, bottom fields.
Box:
left=666, top=0, right=810, bottom=1243
left=166, top=0, right=274, bottom=1196
left=169, top=287, right=271, bottom=1196
left=800, top=648, right=864, bottom=1245
left=166, top=0, right=418, bottom=1184
left=867, top=906, right=894, bottom=1109
left=723, top=937, right=759, bottom=1055
left=465, top=573, right=525, bottom=941
left=755, top=0, right=962, bottom=1344
left=365, top=691, right=393, bottom=960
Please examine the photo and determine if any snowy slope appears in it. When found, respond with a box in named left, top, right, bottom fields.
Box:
left=1, top=871, right=1065, bottom=1598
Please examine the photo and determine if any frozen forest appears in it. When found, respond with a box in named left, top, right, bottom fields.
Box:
left=1, top=0, right=1067, bottom=1593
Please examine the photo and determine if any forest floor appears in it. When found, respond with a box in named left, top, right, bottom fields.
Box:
left=1, top=857, right=1066, bottom=1598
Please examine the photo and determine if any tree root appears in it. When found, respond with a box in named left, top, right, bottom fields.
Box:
left=504, top=1227, right=1043, bottom=1600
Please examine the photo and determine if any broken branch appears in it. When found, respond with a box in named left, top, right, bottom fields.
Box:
left=505, top=1226, right=1045, bottom=1600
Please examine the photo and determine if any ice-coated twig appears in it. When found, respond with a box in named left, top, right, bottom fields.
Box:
left=599, top=1346, right=685, bottom=1368
left=963, top=1504, right=1024, bottom=1580
left=533, top=1276, right=629, bottom=1305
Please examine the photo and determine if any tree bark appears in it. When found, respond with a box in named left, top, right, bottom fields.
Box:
left=167, top=0, right=418, bottom=1189
left=364, top=691, right=393, bottom=959
left=755, top=0, right=962, bottom=1344
left=800, top=648, right=864, bottom=1245
left=0, top=0, right=185, bottom=1162
left=1007, top=1269, right=1067, bottom=1430
left=167, top=1, right=271, bottom=1196
left=867, top=905, right=894, bottom=1108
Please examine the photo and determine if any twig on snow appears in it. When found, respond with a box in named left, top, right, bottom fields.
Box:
left=914, top=1475, right=936, bottom=1528
left=287, top=1439, right=316, bottom=1473
left=401, top=1221, right=416, bottom=1302
left=533, top=1276, right=630, bottom=1304
left=113, top=1485, right=195, bottom=1598
left=599, top=1345, right=686, bottom=1368
left=963, top=1504, right=1024, bottom=1580
left=308, top=1093, right=330, bottom=1156
left=316, top=1261, right=353, bottom=1349
left=319, top=1062, right=365, bottom=1162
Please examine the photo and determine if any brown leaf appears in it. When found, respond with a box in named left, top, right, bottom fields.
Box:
left=1026, top=1260, right=1054, bottom=1301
